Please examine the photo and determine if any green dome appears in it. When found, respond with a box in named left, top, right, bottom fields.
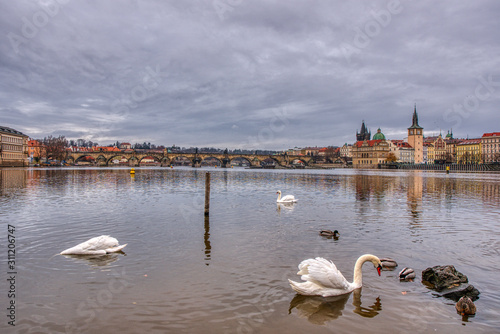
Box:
left=373, top=128, right=385, bottom=140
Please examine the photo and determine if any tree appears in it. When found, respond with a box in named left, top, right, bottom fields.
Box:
left=42, top=135, right=68, bottom=162
left=386, top=152, right=397, bottom=162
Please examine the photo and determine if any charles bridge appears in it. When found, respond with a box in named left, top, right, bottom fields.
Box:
left=66, top=150, right=317, bottom=168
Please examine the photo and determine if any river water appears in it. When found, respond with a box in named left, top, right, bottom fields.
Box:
left=1, top=167, right=499, bottom=333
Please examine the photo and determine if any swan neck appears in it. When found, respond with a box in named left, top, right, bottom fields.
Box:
left=352, top=254, right=377, bottom=287
left=277, top=192, right=281, bottom=201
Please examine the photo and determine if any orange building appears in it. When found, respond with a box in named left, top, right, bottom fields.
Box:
left=27, top=139, right=45, bottom=163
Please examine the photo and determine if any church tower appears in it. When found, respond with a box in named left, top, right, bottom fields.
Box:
left=356, top=120, right=371, bottom=142
left=407, top=105, right=424, bottom=163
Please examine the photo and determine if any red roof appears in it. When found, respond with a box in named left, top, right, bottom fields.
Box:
left=94, top=146, right=121, bottom=152
left=28, top=140, right=41, bottom=147
left=458, top=139, right=481, bottom=145
left=482, top=132, right=500, bottom=137
left=354, top=140, right=383, bottom=147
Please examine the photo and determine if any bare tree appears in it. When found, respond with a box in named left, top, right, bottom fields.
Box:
left=42, top=135, right=68, bottom=162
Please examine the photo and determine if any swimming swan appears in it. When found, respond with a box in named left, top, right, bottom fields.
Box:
left=288, top=254, right=382, bottom=297
left=61, top=235, right=127, bottom=255
left=277, top=190, right=297, bottom=203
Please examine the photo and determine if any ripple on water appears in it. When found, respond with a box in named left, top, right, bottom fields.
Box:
left=2, top=168, right=500, bottom=333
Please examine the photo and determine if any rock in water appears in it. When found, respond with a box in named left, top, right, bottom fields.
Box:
left=441, top=284, right=480, bottom=302
left=421, top=265, right=468, bottom=291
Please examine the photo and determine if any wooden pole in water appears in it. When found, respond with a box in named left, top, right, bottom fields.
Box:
left=204, top=172, right=210, bottom=216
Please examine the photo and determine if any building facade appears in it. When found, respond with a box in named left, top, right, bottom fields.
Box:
left=352, top=139, right=391, bottom=167
left=340, top=143, right=353, bottom=158
left=27, top=139, right=45, bottom=164
left=0, top=126, right=29, bottom=167
left=456, top=139, right=482, bottom=164
left=481, top=132, right=500, bottom=163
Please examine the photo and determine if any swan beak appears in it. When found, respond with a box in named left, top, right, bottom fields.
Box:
left=377, top=264, right=382, bottom=276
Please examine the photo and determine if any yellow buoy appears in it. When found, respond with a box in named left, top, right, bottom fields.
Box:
left=130, top=168, right=135, bottom=174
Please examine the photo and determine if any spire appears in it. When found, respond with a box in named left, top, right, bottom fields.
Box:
left=408, top=104, right=423, bottom=129
left=412, top=104, right=418, bottom=126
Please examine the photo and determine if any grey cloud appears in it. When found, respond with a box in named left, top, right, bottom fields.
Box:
left=1, top=0, right=499, bottom=149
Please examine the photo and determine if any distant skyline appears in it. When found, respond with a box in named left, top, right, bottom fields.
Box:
left=1, top=1, right=499, bottom=149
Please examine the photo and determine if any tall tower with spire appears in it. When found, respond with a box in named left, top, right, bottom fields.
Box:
left=407, top=104, right=424, bottom=163
left=356, top=120, right=371, bottom=142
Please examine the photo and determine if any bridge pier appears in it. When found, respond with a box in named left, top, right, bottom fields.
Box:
left=221, top=158, right=231, bottom=168
left=250, top=159, right=261, bottom=167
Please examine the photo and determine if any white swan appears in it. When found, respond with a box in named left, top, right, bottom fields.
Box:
left=277, top=190, right=297, bottom=203
left=61, top=235, right=127, bottom=255
left=288, top=254, right=382, bottom=297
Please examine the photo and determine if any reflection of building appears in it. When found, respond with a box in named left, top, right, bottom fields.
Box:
left=481, top=132, right=500, bottom=163
left=456, top=139, right=481, bottom=164
left=0, top=126, right=29, bottom=167
left=407, top=106, right=423, bottom=163
left=407, top=172, right=423, bottom=217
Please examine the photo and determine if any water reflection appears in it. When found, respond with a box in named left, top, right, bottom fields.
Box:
left=2, top=168, right=499, bottom=333
left=277, top=202, right=296, bottom=214
left=61, top=253, right=123, bottom=267
left=204, top=215, right=211, bottom=265
left=289, top=289, right=381, bottom=324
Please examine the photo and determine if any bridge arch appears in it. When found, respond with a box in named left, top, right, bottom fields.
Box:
left=107, top=155, right=129, bottom=166
left=201, top=156, right=222, bottom=167
left=138, top=155, right=162, bottom=165
left=229, top=156, right=252, bottom=167
left=74, top=154, right=96, bottom=165
left=171, top=155, right=193, bottom=166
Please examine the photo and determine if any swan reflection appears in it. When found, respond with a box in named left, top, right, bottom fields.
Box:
left=62, top=253, right=124, bottom=267
left=289, top=289, right=381, bottom=324
left=277, top=202, right=295, bottom=214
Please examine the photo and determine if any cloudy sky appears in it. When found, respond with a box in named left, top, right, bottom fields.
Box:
left=1, top=0, right=499, bottom=149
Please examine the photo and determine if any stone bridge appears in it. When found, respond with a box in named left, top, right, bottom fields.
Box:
left=66, top=151, right=315, bottom=168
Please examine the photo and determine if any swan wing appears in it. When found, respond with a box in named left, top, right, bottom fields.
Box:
left=280, top=195, right=297, bottom=202
left=61, top=235, right=120, bottom=255
left=300, top=257, right=351, bottom=290
left=82, top=236, right=119, bottom=251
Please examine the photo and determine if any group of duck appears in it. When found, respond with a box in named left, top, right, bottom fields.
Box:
left=295, top=236, right=476, bottom=317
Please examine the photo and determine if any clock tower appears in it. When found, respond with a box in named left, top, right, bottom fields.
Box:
left=408, top=105, right=424, bottom=163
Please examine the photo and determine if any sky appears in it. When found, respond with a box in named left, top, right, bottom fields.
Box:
left=1, top=0, right=499, bottom=150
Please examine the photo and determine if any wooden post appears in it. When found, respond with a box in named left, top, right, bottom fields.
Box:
left=204, top=172, right=210, bottom=216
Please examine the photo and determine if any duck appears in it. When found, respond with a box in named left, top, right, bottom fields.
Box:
left=61, top=235, right=127, bottom=255
left=319, top=230, right=339, bottom=238
left=455, top=296, right=476, bottom=316
left=380, top=258, right=398, bottom=269
left=398, top=267, right=416, bottom=281
left=276, top=190, right=297, bottom=203
left=288, top=254, right=382, bottom=297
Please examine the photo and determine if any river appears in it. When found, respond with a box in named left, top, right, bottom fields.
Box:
left=1, top=167, right=499, bottom=333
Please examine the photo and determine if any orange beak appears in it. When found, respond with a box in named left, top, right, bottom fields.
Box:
left=377, top=265, right=382, bottom=276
